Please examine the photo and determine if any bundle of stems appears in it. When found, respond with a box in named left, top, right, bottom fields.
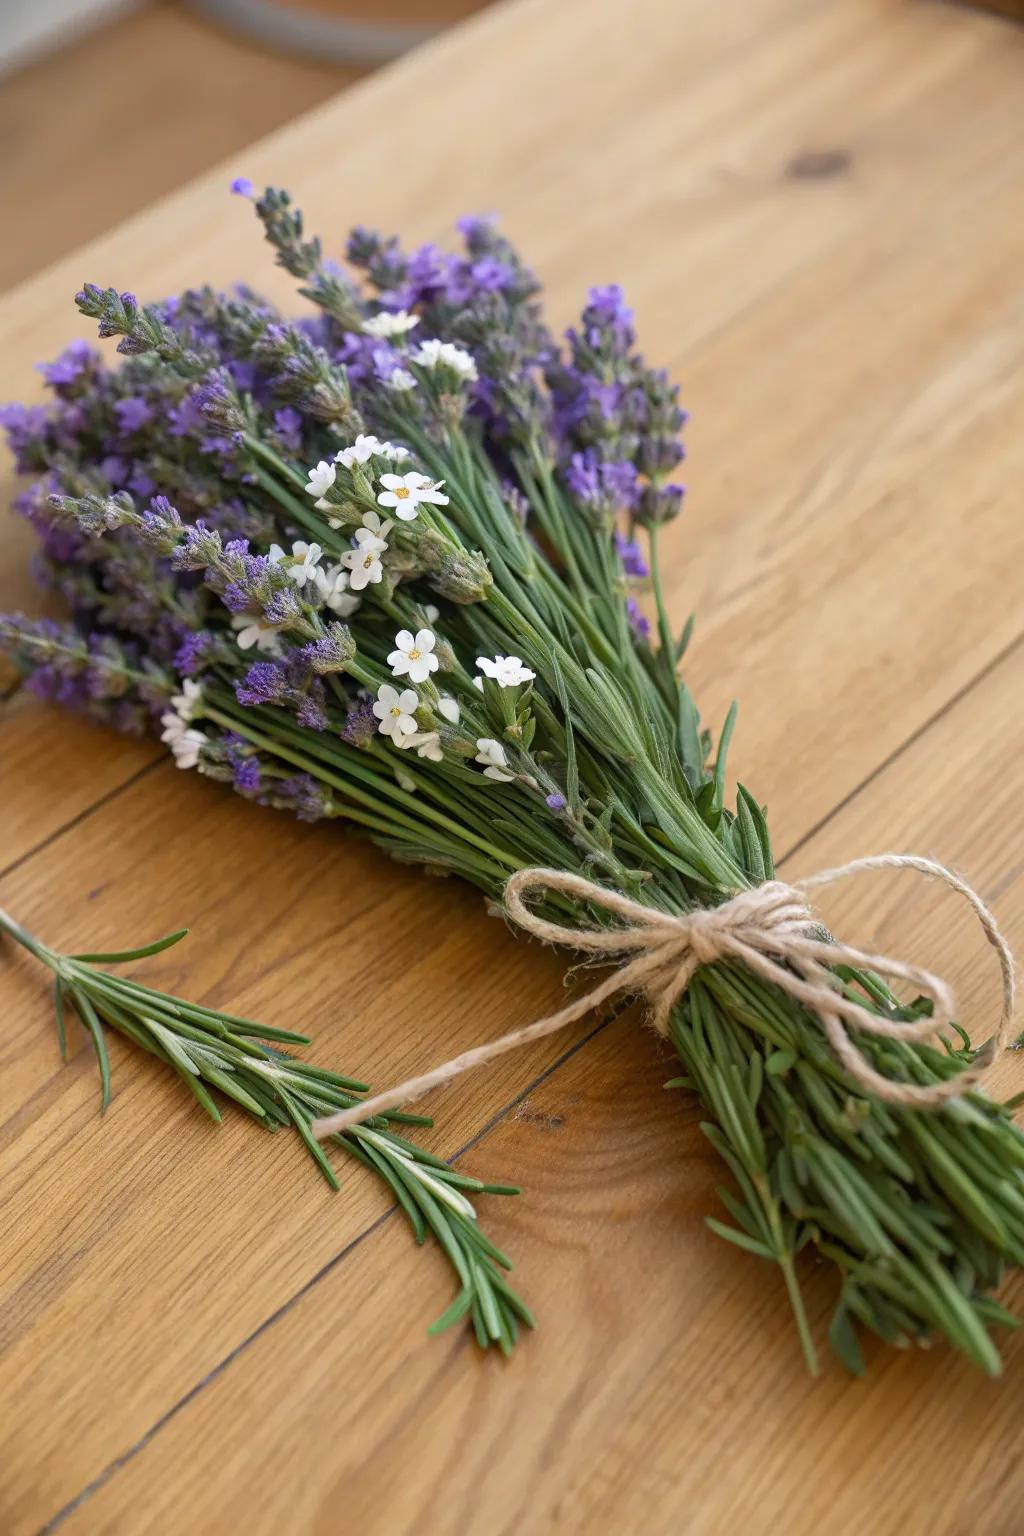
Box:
left=2, top=183, right=1021, bottom=1372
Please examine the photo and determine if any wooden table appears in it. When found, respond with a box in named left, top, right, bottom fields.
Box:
left=3, top=0, right=1023, bottom=1530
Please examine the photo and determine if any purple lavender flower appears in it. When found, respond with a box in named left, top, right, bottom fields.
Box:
left=114, top=396, right=154, bottom=435
left=295, top=692, right=329, bottom=732
left=614, top=532, right=649, bottom=579
left=636, top=482, right=685, bottom=526
left=230, top=177, right=255, bottom=198
left=236, top=661, right=287, bottom=706
left=269, top=774, right=333, bottom=822
left=233, top=757, right=261, bottom=793
left=175, top=630, right=218, bottom=677
left=469, top=257, right=513, bottom=293
left=341, top=696, right=376, bottom=747
left=626, top=597, right=651, bottom=642
left=0, top=402, right=51, bottom=471
left=566, top=451, right=601, bottom=506
left=37, top=340, right=98, bottom=390
left=545, top=792, right=567, bottom=812
left=271, top=406, right=303, bottom=453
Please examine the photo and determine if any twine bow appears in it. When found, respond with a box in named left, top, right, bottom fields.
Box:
left=312, top=854, right=1016, bottom=1140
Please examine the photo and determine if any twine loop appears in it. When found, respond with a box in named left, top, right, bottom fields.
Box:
left=312, top=854, right=1016, bottom=1140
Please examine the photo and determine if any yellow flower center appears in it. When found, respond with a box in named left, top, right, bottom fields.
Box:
left=389, top=705, right=402, bottom=718
left=408, top=648, right=421, bottom=660
left=394, top=486, right=411, bottom=499
left=363, top=553, right=374, bottom=567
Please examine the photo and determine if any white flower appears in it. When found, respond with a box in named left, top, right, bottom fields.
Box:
left=380, top=441, right=411, bottom=462
left=287, top=540, right=323, bottom=588
left=377, top=471, right=450, bottom=521
left=314, top=565, right=361, bottom=617
left=400, top=730, right=443, bottom=762
left=340, top=515, right=390, bottom=591
left=361, top=509, right=392, bottom=537
left=387, top=367, right=416, bottom=392
left=423, top=603, right=440, bottom=624
left=161, top=711, right=205, bottom=769
left=387, top=628, right=439, bottom=685
left=170, top=679, right=202, bottom=721
left=305, top=460, right=337, bottom=499
left=373, top=684, right=419, bottom=741
left=231, top=613, right=282, bottom=654
left=335, top=433, right=385, bottom=468
left=170, top=729, right=206, bottom=770
left=476, top=654, right=536, bottom=688
left=362, top=309, right=420, bottom=339
left=437, top=694, right=460, bottom=725
left=413, top=338, right=478, bottom=382
left=475, top=737, right=514, bottom=782
left=160, top=711, right=185, bottom=745
left=268, top=543, right=286, bottom=565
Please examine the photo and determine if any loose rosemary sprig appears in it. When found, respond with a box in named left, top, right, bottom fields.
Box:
left=0, top=908, right=532, bottom=1353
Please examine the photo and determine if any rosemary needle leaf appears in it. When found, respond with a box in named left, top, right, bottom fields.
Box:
left=53, top=979, right=68, bottom=1063
left=705, top=1217, right=775, bottom=1261
left=69, top=928, right=190, bottom=963
left=71, top=987, right=111, bottom=1111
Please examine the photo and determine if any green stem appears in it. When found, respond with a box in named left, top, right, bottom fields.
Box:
left=0, top=908, right=55, bottom=968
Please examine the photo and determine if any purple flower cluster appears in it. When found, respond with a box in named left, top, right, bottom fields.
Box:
left=0, top=183, right=686, bottom=818
left=548, top=282, right=687, bottom=530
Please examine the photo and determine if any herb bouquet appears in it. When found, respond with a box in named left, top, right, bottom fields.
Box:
left=2, top=185, right=1020, bottom=1374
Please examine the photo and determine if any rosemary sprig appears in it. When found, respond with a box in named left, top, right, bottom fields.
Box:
left=0, top=908, right=532, bottom=1354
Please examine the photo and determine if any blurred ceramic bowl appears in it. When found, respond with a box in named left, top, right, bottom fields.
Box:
left=188, top=0, right=490, bottom=64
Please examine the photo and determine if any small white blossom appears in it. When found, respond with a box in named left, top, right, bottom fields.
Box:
left=334, top=433, right=385, bottom=468
left=231, top=613, right=282, bottom=654
left=287, top=541, right=324, bottom=588
left=362, top=309, right=420, bottom=339
left=413, top=338, right=478, bottom=382
left=387, top=628, right=439, bottom=685
left=475, top=737, right=514, bottom=782
left=437, top=694, right=460, bottom=725
left=401, top=730, right=443, bottom=762
left=387, top=367, right=416, bottom=392
left=476, top=654, right=536, bottom=688
left=340, top=513, right=390, bottom=590
left=314, top=565, right=360, bottom=617
left=268, top=543, right=286, bottom=565
left=171, top=729, right=206, bottom=770
left=377, top=471, right=449, bottom=521
left=380, top=440, right=411, bottom=462
left=161, top=711, right=206, bottom=769
left=170, top=678, right=202, bottom=721
left=160, top=711, right=185, bottom=745
left=373, top=684, right=419, bottom=741
left=305, top=460, right=337, bottom=499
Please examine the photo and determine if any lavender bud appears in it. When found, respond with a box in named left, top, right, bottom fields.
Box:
left=300, top=623, right=355, bottom=675
left=427, top=547, right=493, bottom=605
left=48, top=489, right=137, bottom=538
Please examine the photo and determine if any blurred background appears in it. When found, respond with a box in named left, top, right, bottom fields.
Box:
left=0, top=0, right=492, bottom=291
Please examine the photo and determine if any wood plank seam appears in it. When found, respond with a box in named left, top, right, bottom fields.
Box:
left=0, top=756, right=162, bottom=884
left=27, top=634, right=1023, bottom=1528
left=779, top=629, right=1024, bottom=867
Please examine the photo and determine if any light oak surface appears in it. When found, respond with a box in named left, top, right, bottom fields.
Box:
left=2, top=0, right=1023, bottom=1531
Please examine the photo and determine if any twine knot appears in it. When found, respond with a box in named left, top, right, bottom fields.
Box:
left=312, top=854, right=1016, bottom=1140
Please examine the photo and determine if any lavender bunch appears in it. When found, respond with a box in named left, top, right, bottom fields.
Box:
left=3, top=184, right=1023, bottom=1375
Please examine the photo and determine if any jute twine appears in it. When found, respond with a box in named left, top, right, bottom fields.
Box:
left=312, top=855, right=1016, bottom=1140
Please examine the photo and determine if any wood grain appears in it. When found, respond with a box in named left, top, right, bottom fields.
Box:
left=2, top=0, right=1024, bottom=1530
left=0, top=2, right=357, bottom=292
